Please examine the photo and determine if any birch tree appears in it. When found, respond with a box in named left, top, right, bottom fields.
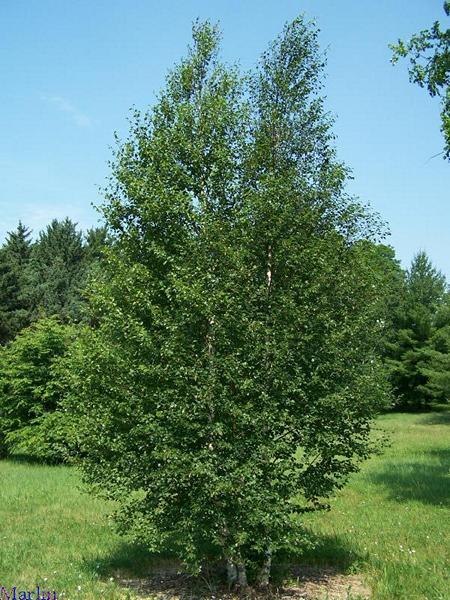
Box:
left=67, top=18, right=388, bottom=588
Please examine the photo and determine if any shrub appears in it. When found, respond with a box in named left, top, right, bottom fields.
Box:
left=0, top=317, right=77, bottom=462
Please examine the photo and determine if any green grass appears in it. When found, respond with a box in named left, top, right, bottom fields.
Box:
left=0, top=409, right=449, bottom=599
left=301, top=408, right=450, bottom=600
left=0, top=458, right=128, bottom=599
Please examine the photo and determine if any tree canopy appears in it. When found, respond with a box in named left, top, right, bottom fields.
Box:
left=391, top=2, right=450, bottom=159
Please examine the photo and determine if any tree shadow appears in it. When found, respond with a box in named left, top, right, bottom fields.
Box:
left=368, top=448, right=450, bottom=507
left=86, top=542, right=175, bottom=579
left=387, top=403, right=449, bottom=415
left=84, top=532, right=366, bottom=599
left=417, top=411, right=450, bottom=426
left=6, top=453, right=51, bottom=466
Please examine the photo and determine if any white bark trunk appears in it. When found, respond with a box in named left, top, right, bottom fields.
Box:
left=207, top=316, right=215, bottom=358
left=267, top=244, right=273, bottom=292
left=206, top=315, right=215, bottom=449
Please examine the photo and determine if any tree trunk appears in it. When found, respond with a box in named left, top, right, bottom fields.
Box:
left=237, top=562, right=248, bottom=589
left=226, top=558, right=238, bottom=588
left=267, top=244, right=273, bottom=293
left=256, top=549, right=272, bottom=588
left=206, top=315, right=215, bottom=449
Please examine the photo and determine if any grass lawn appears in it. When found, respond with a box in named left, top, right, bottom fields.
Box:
left=0, top=409, right=448, bottom=599
left=301, top=408, right=450, bottom=599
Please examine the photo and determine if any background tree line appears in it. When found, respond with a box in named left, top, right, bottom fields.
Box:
left=0, top=218, right=106, bottom=342
left=0, top=218, right=107, bottom=460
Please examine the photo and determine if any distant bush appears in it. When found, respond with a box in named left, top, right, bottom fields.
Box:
left=0, top=317, right=78, bottom=462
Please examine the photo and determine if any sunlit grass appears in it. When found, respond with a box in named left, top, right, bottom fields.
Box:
left=0, top=408, right=448, bottom=599
left=302, top=408, right=450, bottom=599
left=0, top=460, right=125, bottom=599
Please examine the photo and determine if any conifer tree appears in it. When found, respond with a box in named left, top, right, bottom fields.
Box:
left=26, top=218, right=85, bottom=322
left=84, top=226, right=108, bottom=262
left=386, top=251, right=447, bottom=408
left=0, top=222, right=32, bottom=344
left=422, top=296, right=450, bottom=401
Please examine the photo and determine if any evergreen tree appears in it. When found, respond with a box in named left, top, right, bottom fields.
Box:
left=0, top=222, right=32, bottom=344
left=66, top=19, right=388, bottom=586
left=406, top=251, right=447, bottom=311
left=354, top=242, right=406, bottom=355
left=84, top=226, right=108, bottom=262
left=26, top=218, right=85, bottom=322
left=419, top=295, right=450, bottom=402
left=387, top=251, right=447, bottom=408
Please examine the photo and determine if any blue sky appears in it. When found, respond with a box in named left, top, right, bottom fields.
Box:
left=1, top=1, right=449, bottom=275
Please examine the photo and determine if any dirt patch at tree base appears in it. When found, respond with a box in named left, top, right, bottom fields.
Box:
left=278, top=565, right=370, bottom=599
left=117, top=563, right=371, bottom=599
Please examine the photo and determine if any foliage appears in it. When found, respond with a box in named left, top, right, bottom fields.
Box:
left=25, top=218, right=87, bottom=323
left=354, top=242, right=406, bottom=355
left=0, top=222, right=32, bottom=344
left=420, top=298, right=450, bottom=401
left=66, top=18, right=389, bottom=586
left=386, top=251, right=448, bottom=408
left=390, top=2, right=450, bottom=158
left=0, top=221, right=108, bottom=340
left=84, top=226, right=109, bottom=262
left=0, top=317, right=77, bottom=461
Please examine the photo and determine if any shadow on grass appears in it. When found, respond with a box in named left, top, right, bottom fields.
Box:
left=387, top=403, right=449, bottom=415
left=368, top=448, right=450, bottom=507
left=417, top=411, right=450, bottom=426
left=7, top=453, right=52, bottom=466
left=88, top=542, right=177, bottom=579
left=84, top=532, right=366, bottom=598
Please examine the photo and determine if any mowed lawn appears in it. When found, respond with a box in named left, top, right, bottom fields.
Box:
left=0, top=409, right=449, bottom=600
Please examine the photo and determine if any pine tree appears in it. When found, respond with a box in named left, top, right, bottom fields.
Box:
left=419, top=295, right=450, bottom=402
left=0, top=222, right=32, bottom=344
left=84, top=226, right=108, bottom=262
left=26, top=218, right=85, bottom=322
left=387, top=251, right=447, bottom=408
